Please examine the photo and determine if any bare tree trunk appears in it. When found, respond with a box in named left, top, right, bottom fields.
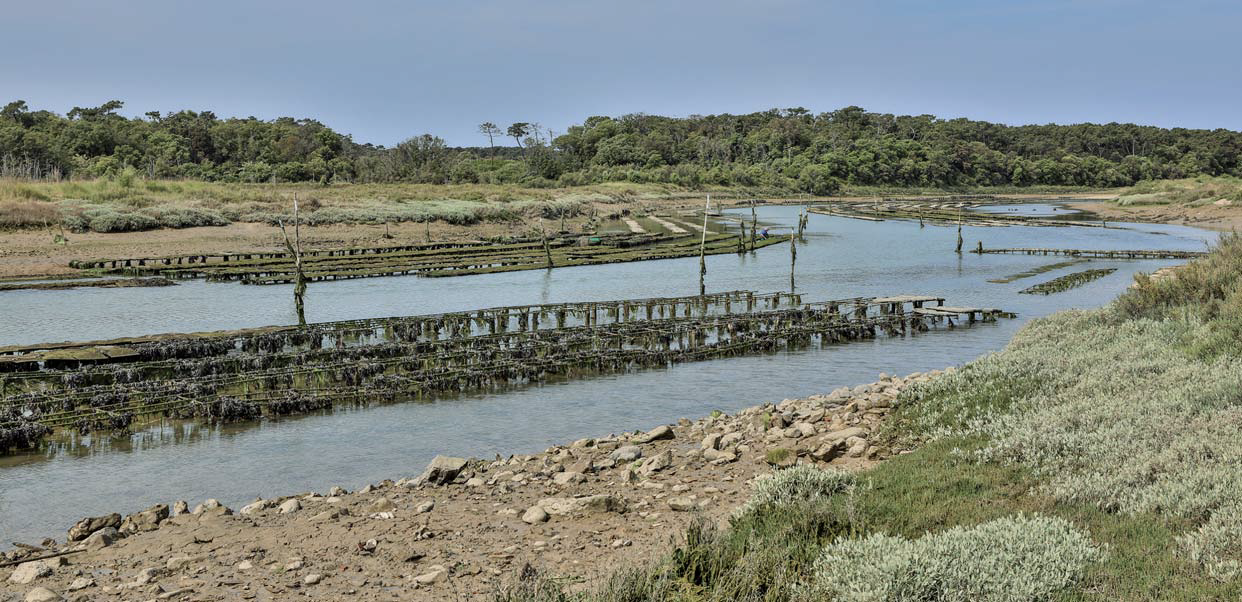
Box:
left=749, top=200, right=758, bottom=253
left=279, top=194, right=308, bottom=326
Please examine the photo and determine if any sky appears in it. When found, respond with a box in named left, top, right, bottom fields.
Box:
left=3, top=0, right=1240, bottom=147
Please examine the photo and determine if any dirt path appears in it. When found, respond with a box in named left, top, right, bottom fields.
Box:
left=0, top=371, right=938, bottom=601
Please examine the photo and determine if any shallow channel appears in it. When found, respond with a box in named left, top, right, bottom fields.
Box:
left=0, top=205, right=1216, bottom=545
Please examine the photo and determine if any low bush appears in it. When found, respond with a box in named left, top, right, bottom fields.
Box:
left=806, top=514, right=1103, bottom=601
left=738, top=464, right=855, bottom=516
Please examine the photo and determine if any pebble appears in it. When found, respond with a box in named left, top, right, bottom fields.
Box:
left=304, top=573, right=323, bottom=585
left=522, top=506, right=550, bottom=524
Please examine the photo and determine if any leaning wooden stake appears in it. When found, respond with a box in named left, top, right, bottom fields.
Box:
left=699, top=195, right=710, bottom=295
left=424, top=219, right=431, bottom=243
left=539, top=219, right=553, bottom=268
left=278, top=194, right=308, bottom=326
left=749, top=200, right=758, bottom=252
left=955, top=210, right=963, bottom=254
left=789, top=230, right=797, bottom=291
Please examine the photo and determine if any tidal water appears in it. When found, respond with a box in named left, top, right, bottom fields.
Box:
left=0, top=205, right=1216, bottom=545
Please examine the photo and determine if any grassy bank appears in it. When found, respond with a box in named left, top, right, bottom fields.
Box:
left=1117, top=176, right=1242, bottom=207
left=0, top=176, right=1104, bottom=233
left=503, top=234, right=1242, bottom=601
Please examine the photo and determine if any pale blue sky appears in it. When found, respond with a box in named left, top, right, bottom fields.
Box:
left=3, top=0, right=1239, bottom=146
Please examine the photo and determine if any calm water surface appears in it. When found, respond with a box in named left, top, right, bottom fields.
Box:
left=0, top=207, right=1216, bottom=545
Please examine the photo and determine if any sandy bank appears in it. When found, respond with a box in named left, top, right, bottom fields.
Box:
left=0, top=370, right=944, bottom=601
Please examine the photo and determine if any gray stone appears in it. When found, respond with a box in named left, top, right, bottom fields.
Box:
left=8, top=561, right=52, bottom=585
left=23, top=587, right=61, bottom=602
left=414, top=565, right=449, bottom=584
left=304, top=573, right=323, bottom=585
left=416, top=455, right=470, bottom=486
left=278, top=499, right=301, bottom=514
left=522, top=506, right=549, bottom=524
left=702, top=448, right=737, bottom=463
left=538, top=494, right=626, bottom=516
left=120, top=504, right=169, bottom=535
left=81, top=527, right=118, bottom=551
left=67, top=513, right=121, bottom=542
left=701, top=433, right=722, bottom=450
left=552, top=471, right=585, bottom=485
left=414, top=500, right=435, bottom=514
left=667, top=497, right=696, bottom=512
left=66, top=578, right=92, bottom=591
left=633, top=425, right=675, bottom=444
left=636, top=450, right=673, bottom=476
left=171, top=501, right=188, bottom=516
left=810, top=440, right=845, bottom=462
left=610, top=445, right=643, bottom=462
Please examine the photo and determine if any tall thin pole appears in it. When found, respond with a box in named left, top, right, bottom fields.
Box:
left=699, top=194, right=710, bottom=296
left=789, top=228, right=797, bottom=291
left=955, top=209, right=963, bottom=254
left=539, top=218, right=553, bottom=268
left=279, top=194, right=307, bottom=326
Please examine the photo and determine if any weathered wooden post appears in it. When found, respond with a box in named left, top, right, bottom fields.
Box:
left=789, top=231, right=797, bottom=291
left=750, top=200, right=758, bottom=252
left=539, top=219, right=553, bottom=268
left=955, top=210, right=963, bottom=254
left=278, top=194, right=308, bottom=327
left=699, top=196, right=710, bottom=296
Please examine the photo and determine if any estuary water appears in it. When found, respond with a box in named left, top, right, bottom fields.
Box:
left=0, top=205, right=1216, bottom=545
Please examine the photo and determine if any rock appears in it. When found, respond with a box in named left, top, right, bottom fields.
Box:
left=192, top=499, right=222, bottom=514
left=358, top=484, right=375, bottom=494
left=23, top=587, right=61, bottom=602
left=414, top=500, right=435, bottom=514
left=667, top=497, right=696, bottom=511
left=414, top=565, right=449, bottom=585
left=416, top=456, right=469, bottom=486
left=171, top=501, right=188, bottom=516
left=67, top=513, right=121, bottom=542
left=610, top=445, right=643, bottom=462
left=792, top=422, right=817, bottom=438
left=570, top=438, right=595, bottom=448
left=633, top=425, right=675, bottom=444
left=240, top=499, right=273, bottom=515
left=810, top=440, right=845, bottom=462
left=636, top=450, right=673, bottom=476
left=369, top=497, right=395, bottom=512
left=719, top=432, right=743, bottom=448
left=66, top=578, right=92, bottom=591
left=278, top=499, right=301, bottom=514
left=237, top=560, right=253, bottom=571
left=568, top=457, right=594, bottom=474
left=133, top=567, right=160, bottom=585
left=304, top=573, right=323, bottom=585
left=552, top=471, right=586, bottom=485
left=8, top=561, right=52, bottom=584
left=119, top=504, right=168, bottom=535
left=538, top=494, right=626, bottom=517
left=80, top=527, right=118, bottom=551
left=165, top=555, right=194, bottom=571
left=328, top=486, right=347, bottom=496
left=522, top=506, right=550, bottom=524
left=701, top=433, right=722, bottom=450
left=846, top=437, right=869, bottom=458
left=285, top=560, right=304, bottom=571
left=464, top=477, right=486, bottom=487
left=702, top=448, right=737, bottom=463
left=824, top=426, right=867, bottom=442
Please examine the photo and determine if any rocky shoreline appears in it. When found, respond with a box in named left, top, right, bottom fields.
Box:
left=1, top=370, right=945, bottom=602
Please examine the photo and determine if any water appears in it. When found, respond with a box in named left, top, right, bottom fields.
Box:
left=0, top=206, right=1216, bottom=545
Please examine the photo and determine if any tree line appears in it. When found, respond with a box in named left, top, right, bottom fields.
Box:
left=3, top=100, right=1240, bottom=192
